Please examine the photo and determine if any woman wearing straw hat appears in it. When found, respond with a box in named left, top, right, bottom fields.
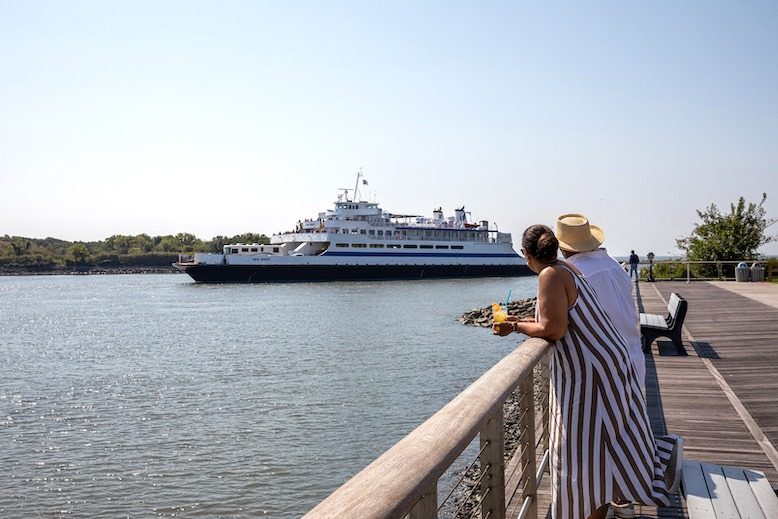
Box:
left=493, top=224, right=682, bottom=519
left=555, top=214, right=645, bottom=388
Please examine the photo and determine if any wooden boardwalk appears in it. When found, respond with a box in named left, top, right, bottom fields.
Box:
left=529, top=281, right=778, bottom=518
left=644, top=282, right=778, bottom=484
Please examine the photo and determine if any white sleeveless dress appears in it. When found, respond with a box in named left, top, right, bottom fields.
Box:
left=545, top=262, right=678, bottom=518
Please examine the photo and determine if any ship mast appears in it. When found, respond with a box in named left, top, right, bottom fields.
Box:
left=353, top=168, right=363, bottom=202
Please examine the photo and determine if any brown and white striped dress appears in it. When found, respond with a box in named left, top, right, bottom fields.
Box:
left=544, top=262, right=678, bottom=518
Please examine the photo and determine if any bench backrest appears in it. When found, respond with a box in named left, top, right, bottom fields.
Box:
left=666, top=293, right=688, bottom=328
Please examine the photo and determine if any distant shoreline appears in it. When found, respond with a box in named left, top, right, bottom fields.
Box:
left=0, top=266, right=180, bottom=276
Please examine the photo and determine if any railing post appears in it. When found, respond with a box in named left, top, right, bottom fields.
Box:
left=686, top=261, right=690, bottom=284
left=480, top=406, right=506, bottom=519
left=539, top=358, right=550, bottom=456
left=519, top=376, right=538, bottom=519
left=409, top=483, right=438, bottom=519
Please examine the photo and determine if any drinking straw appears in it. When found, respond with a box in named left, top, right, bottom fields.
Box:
left=505, top=289, right=512, bottom=307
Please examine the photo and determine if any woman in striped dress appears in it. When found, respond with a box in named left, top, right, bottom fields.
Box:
left=494, top=225, right=682, bottom=519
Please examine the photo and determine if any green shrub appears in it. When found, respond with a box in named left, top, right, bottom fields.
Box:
left=768, top=258, right=778, bottom=283
left=642, top=262, right=687, bottom=280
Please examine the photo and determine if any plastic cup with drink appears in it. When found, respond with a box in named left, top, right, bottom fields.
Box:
left=492, top=302, right=507, bottom=324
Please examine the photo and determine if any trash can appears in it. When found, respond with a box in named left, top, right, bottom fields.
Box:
left=750, top=263, right=765, bottom=282
left=735, top=262, right=750, bottom=282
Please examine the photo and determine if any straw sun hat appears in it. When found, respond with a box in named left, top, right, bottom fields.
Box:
left=555, top=214, right=604, bottom=253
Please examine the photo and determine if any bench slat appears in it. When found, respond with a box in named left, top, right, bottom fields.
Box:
left=640, top=313, right=668, bottom=329
left=668, top=293, right=680, bottom=314
left=683, top=460, right=777, bottom=519
left=722, top=465, right=766, bottom=519
left=744, top=468, right=778, bottom=519
left=701, top=462, right=742, bottom=518
left=683, top=461, right=717, bottom=518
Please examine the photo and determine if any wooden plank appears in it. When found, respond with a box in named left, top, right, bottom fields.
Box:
left=744, top=469, right=778, bottom=519
left=701, top=461, right=741, bottom=518
left=518, top=377, right=538, bottom=519
left=683, top=461, right=717, bottom=518
left=408, top=483, right=437, bottom=519
left=722, top=465, right=766, bottom=519
left=480, top=407, right=506, bottom=519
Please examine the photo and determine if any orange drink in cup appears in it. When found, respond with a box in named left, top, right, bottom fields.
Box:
left=492, top=303, right=507, bottom=323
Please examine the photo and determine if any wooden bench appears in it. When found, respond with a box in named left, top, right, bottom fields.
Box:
left=640, top=292, right=687, bottom=353
left=682, top=460, right=778, bottom=518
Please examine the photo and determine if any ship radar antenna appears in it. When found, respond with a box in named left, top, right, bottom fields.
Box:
left=338, top=188, right=351, bottom=202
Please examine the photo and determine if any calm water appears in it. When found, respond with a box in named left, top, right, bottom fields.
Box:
left=0, top=274, right=537, bottom=518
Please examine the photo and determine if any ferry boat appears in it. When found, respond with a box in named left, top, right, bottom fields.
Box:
left=174, top=174, right=530, bottom=282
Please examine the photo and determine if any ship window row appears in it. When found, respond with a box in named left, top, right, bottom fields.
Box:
left=332, top=243, right=465, bottom=250
left=230, top=247, right=279, bottom=253
left=330, top=228, right=486, bottom=241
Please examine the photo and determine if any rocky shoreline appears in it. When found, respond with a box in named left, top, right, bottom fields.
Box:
left=450, top=297, right=545, bottom=519
left=0, top=266, right=180, bottom=276
left=459, top=297, right=537, bottom=327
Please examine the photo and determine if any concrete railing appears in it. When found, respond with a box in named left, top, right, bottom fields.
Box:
left=303, top=338, right=552, bottom=519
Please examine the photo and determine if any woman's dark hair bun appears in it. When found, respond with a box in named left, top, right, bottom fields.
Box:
left=522, top=224, right=558, bottom=262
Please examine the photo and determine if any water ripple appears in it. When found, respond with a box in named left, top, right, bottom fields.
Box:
left=0, top=274, right=536, bottom=518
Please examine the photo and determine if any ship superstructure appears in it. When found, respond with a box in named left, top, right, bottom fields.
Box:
left=175, top=173, right=529, bottom=282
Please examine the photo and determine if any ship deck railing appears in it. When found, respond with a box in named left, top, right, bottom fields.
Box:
left=281, top=230, right=499, bottom=243
left=176, top=254, right=196, bottom=264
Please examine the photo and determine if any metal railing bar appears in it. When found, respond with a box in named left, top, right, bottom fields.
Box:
left=518, top=466, right=532, bottom=492
left=515, top=408, right=529, bottom=428
left=451, top=463, right=492, bottom=518
left=504, top=452, right=528, bottom=488
left=466, top=486, right=492, bottom=519
left=517, top=495, right=533, bottom=519
left=437, top=441, right=491, bottom=511
left=535, top=449, right=550, bottom=485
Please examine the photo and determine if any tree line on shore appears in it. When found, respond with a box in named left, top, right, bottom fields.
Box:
left=0, top=232, right=270, bottom=272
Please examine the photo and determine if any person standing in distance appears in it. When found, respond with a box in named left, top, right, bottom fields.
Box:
left=629, top=250, right=640, bottom=281
left=556, top=214, right=645, bottom=387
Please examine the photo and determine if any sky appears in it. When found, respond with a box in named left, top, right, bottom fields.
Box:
left=1, top=1, right=776, bottom=257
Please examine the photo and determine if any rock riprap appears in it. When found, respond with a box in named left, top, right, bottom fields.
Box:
left=459, top=297, right=537, bottom=327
